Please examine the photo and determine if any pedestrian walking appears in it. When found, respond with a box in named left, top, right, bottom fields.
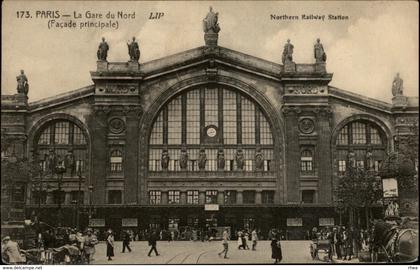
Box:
left=237, top=231, right=244, bottom=249
left=251, top=229, right=258, bottom=250
left=218, top=227, right=230, bottom=259
left=106, top=229, right=115, bottom=261
left=271, top=236, right=282, bottom=264
left=147, top=231, right=160, bottom=257
left=342, top=229, right=353, bottom=260
left=243, top=231, right=250, bottom=250
left=122, top=230, right=132, bottom=253
left=84, top=228, right=99, bottom=264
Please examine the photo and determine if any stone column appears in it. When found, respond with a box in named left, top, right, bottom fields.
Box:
left=255, top=191, right=262, bottom=205
left=199, top=192, right=206, bottom=205
left=237, top=191, right=243, bottom=205
left=217, top=192, right=224, bottom=205
left=161, top=192, right=168, bottom=205
left=46, top=192, right=54, bottom=205
left=125, top=108, right=141, bottom=204
left=180, top=192, right=187, bottom=205
left=64, top=192, right=71, bottom=205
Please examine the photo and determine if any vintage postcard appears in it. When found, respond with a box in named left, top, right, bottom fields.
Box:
left=1, top=0, right=418, bottom=267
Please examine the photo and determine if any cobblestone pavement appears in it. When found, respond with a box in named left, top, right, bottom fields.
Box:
left=90, top=240, right=361, bottom=264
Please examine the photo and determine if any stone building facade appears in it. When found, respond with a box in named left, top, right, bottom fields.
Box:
left=1, top=28, right=418, bottom=239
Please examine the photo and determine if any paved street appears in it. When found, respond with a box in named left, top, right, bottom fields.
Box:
left=90, top=240, right=360, bottom=264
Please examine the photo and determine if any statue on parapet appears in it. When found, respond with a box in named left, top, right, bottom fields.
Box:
left=16, top=70, right=29, bottom=95
left=314, top=38, right=327, bottom=63
left=203, top=6, right=220, bottom=33
left=392, top=73, right=403, bottom=96
left=97, top=37, right=109, bottom=61
left=282, top=39, right=294, bottom=64
left=127, top=37, right=140, bottom=61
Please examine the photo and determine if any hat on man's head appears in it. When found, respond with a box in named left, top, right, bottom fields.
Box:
left=2, top=236, right=10, bottom=242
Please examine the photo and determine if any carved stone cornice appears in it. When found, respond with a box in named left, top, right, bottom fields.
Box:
left=93, top=105, right=111, bottom=116
left=124, top=105, right=143, bottom=118
left=282, top=106, right=302, bottom=116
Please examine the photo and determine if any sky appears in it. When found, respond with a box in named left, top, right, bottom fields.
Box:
left=2, top=1, right=419, bottom=103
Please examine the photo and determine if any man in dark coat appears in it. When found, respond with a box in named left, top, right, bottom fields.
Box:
left=122, top=230, right=132, bottom=253
left=334, top=227, right=343, bottom=259
left=147, top=231, right=160, bottom=257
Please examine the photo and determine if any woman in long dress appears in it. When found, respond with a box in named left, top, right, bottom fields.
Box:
left=271, top=236, right=282, bottom=264
left=106, top=229, right=114, bottom=261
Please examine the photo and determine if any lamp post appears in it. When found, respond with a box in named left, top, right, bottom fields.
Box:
left=88, top=184, right=94, bottom=219
left=76, top=161, right=82, bottom=230
left=38, top=159, right=44, bottom=215
left=55, top=160, right=66, bottom=227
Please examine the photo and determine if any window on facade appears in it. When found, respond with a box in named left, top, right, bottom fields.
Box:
left=52, top=190, right=65, bottom=205
left=108, top=190, right=122, bottom=204
left=338, top=160, right=346, bottom=173
left=11, top=185, right=25, bottom=202
left=168, top=190, right=180, bottom=204
left=32, top=191, right=47, bottom=204
left=241, top=97, right=256, bottom=144
left=205, top=190, right=218, bottom=204
left=223, top=90, right=237, bottom=144
left=149, top=191, right=161, bottom=205
left=148, top=88, right=274, bottom=172
left=35, top=120, right=88, bottom=176
left=187, top=190, right=199, bottom=204
left=337, top=126, right=348, bottom=145
left=243, top=191, right=255, bottom=204
left=224, top=190, right=237, bottom=204
left=302, top=190, right=315, bottom=204
left=352, top=122, right=367, bottom=144
left=110, top=149, right=123, bottom=173
left=262, top=191, right=274, bottom=204
left=70, top=191, right=84, bottom=204
left=301, top=150, right=313, bottom=172
left=335, top=121, right=386, bottom=174
left=186, top=91, right=200, bottom=144
left=167, top=97, right=182, bottom=144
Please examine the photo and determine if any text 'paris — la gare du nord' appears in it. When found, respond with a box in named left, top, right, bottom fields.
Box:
left=34, top=10, right=136, bottom=19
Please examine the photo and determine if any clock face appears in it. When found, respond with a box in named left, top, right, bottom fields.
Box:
left=206, top=127, right=217, bottom=137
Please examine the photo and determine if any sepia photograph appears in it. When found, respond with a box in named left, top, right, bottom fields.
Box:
left=1, top=0, right=418, bottom=267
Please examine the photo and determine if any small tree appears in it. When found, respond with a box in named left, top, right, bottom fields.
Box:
left=335, top=166, right=383, bottom=228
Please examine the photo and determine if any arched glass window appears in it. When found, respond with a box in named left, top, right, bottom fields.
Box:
left=148, top=87, right=274, bottom=172
left=335, top=120, right=386, bottom=174
left=35, top=120, right=88, bottom=176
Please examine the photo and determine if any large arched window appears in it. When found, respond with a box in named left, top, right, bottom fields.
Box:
left=34, top=120, right=88, bottom=176
left=335, top=120, right=386, bottom=174
left=148, top=87, right=274, bottom=172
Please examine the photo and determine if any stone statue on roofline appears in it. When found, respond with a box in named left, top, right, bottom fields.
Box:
left=97, top=37, right=109, bottom=61
left=161, top=149, right=170, bottom=170
left=127, top=37, right=140, bottom=61
left=203, top=6, right=220, bottom=34
left=198, top=149, right=207, bottom=170
left=16, top=70, right=29, bottom=95
left=282, top=39, right=294, bottom=64
left=179, top=149, right=188, bottom=170
left=392, top=73, right=403, bottom=96
left=314, top=38, right=327, bottom=63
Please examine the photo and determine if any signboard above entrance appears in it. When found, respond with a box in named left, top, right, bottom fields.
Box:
left=89, top=218, right=105, bottom=227
left=122, top=218, right=138, bottom=227
left=205, top=204, right=219, bottom=211
left=287, top=218, right=303, bottom=227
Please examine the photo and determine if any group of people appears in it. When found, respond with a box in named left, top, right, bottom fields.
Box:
left=236, top=229, right=259, bottom=251
left=311, top=226, right=371, bottom=261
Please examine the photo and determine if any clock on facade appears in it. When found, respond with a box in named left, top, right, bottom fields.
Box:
left=206, top=127, right=217, bottom=137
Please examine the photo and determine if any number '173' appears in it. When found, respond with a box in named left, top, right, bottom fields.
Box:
left=17, top=11, right=31, bottom=18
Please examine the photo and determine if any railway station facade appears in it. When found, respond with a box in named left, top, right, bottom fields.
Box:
left=1, top=27, right=418, bottom=239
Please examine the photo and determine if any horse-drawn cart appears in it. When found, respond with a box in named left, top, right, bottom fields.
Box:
left=310, top=239, right=331, bottom=262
